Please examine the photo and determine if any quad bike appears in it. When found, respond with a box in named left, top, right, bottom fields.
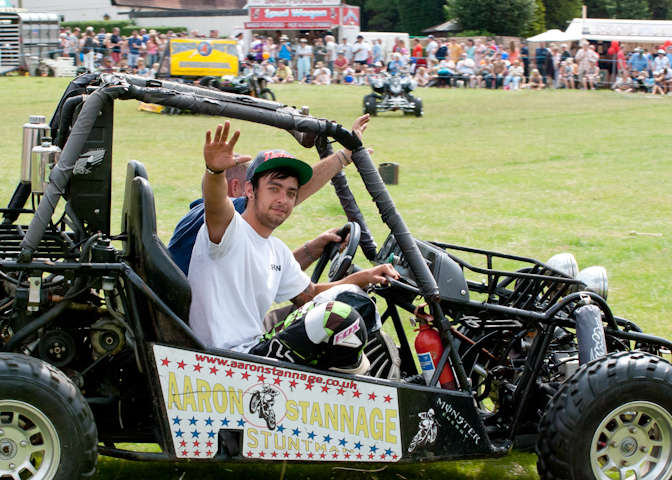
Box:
left=2, top=73, right=672, bottom=480
left=200, top=63, right=275, bottom=101
left=363, top=72, right=423, bottom=117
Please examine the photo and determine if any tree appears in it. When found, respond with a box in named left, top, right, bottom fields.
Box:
left=583, top=0, right=617, bottom=18
left=364, top=0, right=401, bottom=31
left=525, top=0, right=547, bottom=37
left=647, top=0, right=672, bottom=19
left=398, top=0, right=449, bottom=36
left=615, top=0, right=650, bottom=18
left=447, top=0, right=536, bottom=37
left=542, top=0, right=582, bottom=29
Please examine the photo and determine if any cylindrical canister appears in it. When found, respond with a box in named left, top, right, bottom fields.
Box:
left=21, top=115, right=49, bottom=184
left=31, top=137, right=61, bottom=195
left=415, top=320, right=457, bottom=390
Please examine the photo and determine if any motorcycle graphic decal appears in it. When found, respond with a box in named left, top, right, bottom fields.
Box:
left=154, top=345, right=402, bottom=461
left=73, top=149, right=105, bottom=175
left=408, top=409, right=439, bottom=453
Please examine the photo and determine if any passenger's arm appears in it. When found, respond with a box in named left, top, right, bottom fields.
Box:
left=201, top=122, right=242, bottom=244
left=296, top=113, right=372, bottom=205
left=290, top=264, right=399, bottom=307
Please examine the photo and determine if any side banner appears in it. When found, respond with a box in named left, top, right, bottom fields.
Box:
left=153, top=345, right=402, bottom=462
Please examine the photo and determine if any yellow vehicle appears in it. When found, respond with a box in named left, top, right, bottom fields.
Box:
left=157, top=37, right=238, bottom=79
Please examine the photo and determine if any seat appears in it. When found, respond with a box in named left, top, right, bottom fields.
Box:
left=125, top=169, right=200, bottom=348
left=121, top=160, right=148, bottom=255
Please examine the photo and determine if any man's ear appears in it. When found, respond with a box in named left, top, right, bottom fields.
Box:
left=244, top=180, right=254, bottom=199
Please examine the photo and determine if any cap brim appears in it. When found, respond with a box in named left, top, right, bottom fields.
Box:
left=253, top=157, right=313, bottom=186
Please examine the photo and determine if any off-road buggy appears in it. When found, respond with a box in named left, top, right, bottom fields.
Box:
left=363, top=73, right=423, bottom=117
left=2, top=73, right=672, bottom=480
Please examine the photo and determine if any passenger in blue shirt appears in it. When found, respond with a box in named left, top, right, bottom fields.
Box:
left=628, top=47, right=649, bottom=73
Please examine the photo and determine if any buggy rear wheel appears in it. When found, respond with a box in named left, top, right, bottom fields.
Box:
left=363, top=95, right=377, bottom=116
left=260, top=88, right=276, bottom=101
left=0, top=354, right=97, bottom=480
left=537, top=351, right=672, bottom=480
left=413, top=98, right=423, bottom=117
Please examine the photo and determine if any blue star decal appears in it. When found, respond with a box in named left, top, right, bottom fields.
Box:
left=189, top=417, right=198, bottom=426
left=307, top=431, right=316, bottom=440
left=292, top=428, right=300, bottom=437
left=191, top=430, right=200, bottom=438
left=277, top=424, right=286, bottom=433
left=204, top=417, right=214, bottom=426
left=172, top=416, right=181, bottom=425
left=174, top=429, right=183, bottom=438
left=221, top=418, right=230, bottom=427
left=385, top=448, right=393, bottom=456
left=339, top=438, right=347, bottom=446
left=354, top=441, right=363, bottom=450
left=237, top=419, right=246, bottom=427
left=207, top=430, right=216, bottom=438
left=323, top=434, right=332, bottom=443
left=369, top=444, right=378, bottom=453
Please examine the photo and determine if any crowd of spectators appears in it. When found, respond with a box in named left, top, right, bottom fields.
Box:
left=57, top=26, right=672, bottom=95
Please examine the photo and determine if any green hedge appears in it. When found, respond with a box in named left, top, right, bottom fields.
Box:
left=61, top=21, right=187, bottom=37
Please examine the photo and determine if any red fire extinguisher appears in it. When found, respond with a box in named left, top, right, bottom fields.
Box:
left=414, top=305, right=457, bottom=390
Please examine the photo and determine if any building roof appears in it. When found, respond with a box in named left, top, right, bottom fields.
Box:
left=565, top=17, right=672, bottom=43
left=422, top=19, right=461, bottom=34
left=111, top=0, right=247, bottom=10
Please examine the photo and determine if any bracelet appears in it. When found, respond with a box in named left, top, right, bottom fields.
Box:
left=206, top=166, right=225, bottom=175
left=337, top=149, right=351, bottom=169
left=304, top=241, right=316, bottom=262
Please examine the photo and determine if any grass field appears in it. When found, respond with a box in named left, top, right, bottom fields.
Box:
left=1, top=77, right=672, bottom=479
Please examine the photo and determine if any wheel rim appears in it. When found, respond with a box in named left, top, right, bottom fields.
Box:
left=0, top=400, right=60, bottom=480
left=591, top=401, right=672, bottom=480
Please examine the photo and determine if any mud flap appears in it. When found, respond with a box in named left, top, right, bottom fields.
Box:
left=574, top=304, right=607, bottom=365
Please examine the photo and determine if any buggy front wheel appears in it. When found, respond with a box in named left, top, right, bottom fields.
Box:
left=413, top=98, right=423, bottom=117
left=260, top=88, right=276, bottom=101
left=0, top=354, right=97, bottom=480
left=537, top=351, right=672, bottom=480
left=363, top=95, right=377, bottom=116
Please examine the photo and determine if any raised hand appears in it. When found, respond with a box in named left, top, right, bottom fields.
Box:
left=203, top=121, right=241, bottom=172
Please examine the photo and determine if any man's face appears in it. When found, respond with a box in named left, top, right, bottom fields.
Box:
left=248, top=174, right=299, bottom=230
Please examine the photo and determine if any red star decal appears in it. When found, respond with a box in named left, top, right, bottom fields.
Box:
left=307, top=452, right=314, bottom=459
left=332, top=452, right=339, bottom=459
left=206, top=450, right=212, bottom=456
left=273, top=377, right=282, bottom=385
left=356, top=453, right=363, bottom=459
left=241, top=372, right=250, bottom=380
left=193, top=363, right=202, bottom=372
left=257, top=374, right=266, bottom=383
left=344, top=453, right=351, bottom=459
left=295, top=452, right=302, bottom=458
left=193, top=450, right=200, bottom=456
left=392, top=454, right=398, bottom=460
left=206, top=441, right=213, bottom=448
left=193, top=440, right=200, bottom=448
left=271, top=451, right=278, bottom=458
left=368, top=392, right=377, bottom=401
left=304, top=382, right=314, bottom=390
left=179, top=440, right=187, bottom=447
left=182, top=450, right=188, bottom=456
left=161, top=358, right=170, bottom=366
left=380, top=454, right=386, bottom=460
left=368, top=453, right=375, bottom=459
left=321, top=385, right=330, bottom=393
left=320, top=452, right=326, bottom=459
left=283, top=452, right=290, bottom=458
left=246, top=451, right=254, bottom=458
left=383, top=395, right=392, bottom=403
left=289, top=379, right=298, bottom=388
left=210, top=366, right=218, bottom=374
left=352, top=390, right=362, bottom=398
left=337, top=388, right=345, bottom=396
left=259, top=451, right=265, bottom=457
left=177, top=360, right=186, bottom=369
left=225, top=369, right=234, bottom=377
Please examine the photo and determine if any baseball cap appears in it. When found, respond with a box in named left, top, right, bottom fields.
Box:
left=247, top=149, right=312, bottom=186
left=658, top=49, right=666, bottom=54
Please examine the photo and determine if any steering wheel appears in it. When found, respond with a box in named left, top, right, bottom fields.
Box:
left=310, top=222, right=361, bottom=283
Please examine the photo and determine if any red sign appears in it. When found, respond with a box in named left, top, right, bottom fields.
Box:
left=245, top=6, right=360, bottom=28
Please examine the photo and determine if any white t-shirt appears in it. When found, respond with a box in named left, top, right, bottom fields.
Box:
left=326, top=41, right=337, bottom=61
left=426, top=40, right=438, bottom=59
left=340, top=43, right=353, bottom=61
left=296, top=45, right=313, bottom=57
left=188, top=213, right=310, bottom=352
left=352, top=41, right=371, bottom=62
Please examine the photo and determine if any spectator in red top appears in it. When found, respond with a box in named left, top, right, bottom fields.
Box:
left=617, top=46, right=627, bottom=72
left=333, top=50, right=349, bottom=83
left=412, top=38, right=424, bottom=60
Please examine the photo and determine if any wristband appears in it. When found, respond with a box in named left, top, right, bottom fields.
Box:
left=206, top=166, right=225, bottom=175
left=337, top=149, right=351, bottom=168
left=304, top=241, right=316, bottom=262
